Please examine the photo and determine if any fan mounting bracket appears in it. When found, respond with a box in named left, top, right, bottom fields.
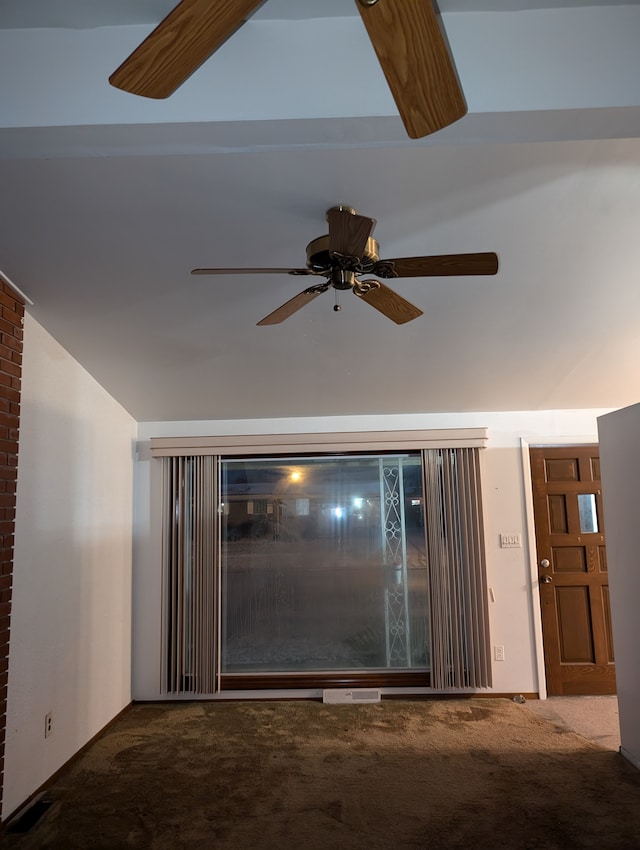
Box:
left=326, top=205, right=357, bottom=220
left=354, top=279, right=381, bottom=295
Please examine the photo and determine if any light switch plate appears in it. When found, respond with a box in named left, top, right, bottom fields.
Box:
left=500, top=533, right=522, bottom=548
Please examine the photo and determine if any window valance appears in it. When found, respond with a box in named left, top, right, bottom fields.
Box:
left=148, top=427, right=488, bottom=458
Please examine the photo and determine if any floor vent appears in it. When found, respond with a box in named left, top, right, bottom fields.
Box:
left=6, top=797, right=55, bottom=834
left=323, top=688, right=381, bottom=704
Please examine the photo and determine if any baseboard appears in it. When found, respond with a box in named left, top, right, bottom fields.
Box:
left=134, top=691, right=540, bottom=703
left=1, top=701, right=133, bottom=829
left=620, top=746, right=640, bottom=771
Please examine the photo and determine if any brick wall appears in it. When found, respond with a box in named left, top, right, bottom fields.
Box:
left=0, top=279, right=24, bottom=812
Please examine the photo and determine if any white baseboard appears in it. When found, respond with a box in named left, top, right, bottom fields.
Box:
left=620, top=746, right=640, bottom=771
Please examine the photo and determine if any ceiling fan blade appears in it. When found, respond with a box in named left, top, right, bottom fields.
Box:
left=191, top=267, right=314, bottom=276
left=355, top=0, right=467, bottom=139
left=257, top=287, right=326, bottom=326
left=375, top=252, right=499, bottom=278
left=109, top=0, right=267, bottom=98
left=327, top=207, right=377, bottom=259
left=355, top=282, right=423, bottom=325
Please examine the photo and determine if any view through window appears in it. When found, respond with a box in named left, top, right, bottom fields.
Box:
left=220, top=453, right=429, bottom=674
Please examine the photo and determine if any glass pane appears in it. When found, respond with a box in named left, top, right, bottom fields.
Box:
left=578, top=493, right=599, bottom=533
left=220, top=454, right=429, bottom=673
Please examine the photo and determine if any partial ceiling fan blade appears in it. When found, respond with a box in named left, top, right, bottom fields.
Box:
left=355, top=282, right=423, bottom=325
left=257, top=287, right=326, bottom=326
left=191, top=268, right=314, bottom=276
left=355, top=0, right=466, bottom=139
left=327, top=207, right=376, bottom=259
left=109, top=0, right=267, bottom=98
left=375, top=252, right=499, bottom=278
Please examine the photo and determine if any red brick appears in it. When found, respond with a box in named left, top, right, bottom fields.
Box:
left=0, top=334, right=21, bottom=353
left=0, top=413, right=18, bottom=430
left=0, top=387, right=19, bottom=405
left=0, top=306, right=23, bottom=327
left=0, top=277, right=21, bottom=803
left=0, top=293, right=17, bottom=313
left=0, top=360, right=21, bottom=379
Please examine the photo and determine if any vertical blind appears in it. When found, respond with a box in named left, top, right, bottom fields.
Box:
left=161, top=447, right=491, bottom=693
left=423, top=448, right=492, bottom=689
left=162, top=456, right=218, bottom=694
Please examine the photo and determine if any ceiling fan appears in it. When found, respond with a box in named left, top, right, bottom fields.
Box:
left=109, top=0, right=467, bottom=139
left=191, top=206, right=499, bottom=326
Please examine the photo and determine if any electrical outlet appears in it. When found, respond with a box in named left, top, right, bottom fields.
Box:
left=494, top=645, right=505, bottom=662
left=44, top=712, right=52, bottom=738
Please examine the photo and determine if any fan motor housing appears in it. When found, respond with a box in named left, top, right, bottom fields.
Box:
left=305, top=235, right=380, bottom=274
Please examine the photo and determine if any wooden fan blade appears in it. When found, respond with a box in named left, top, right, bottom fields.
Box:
left=257, top=288, right=325, bottom=326
left=355, top=282, right=423, bottom=325
left=109, top=0, right=267, bottom=98
left=327, top=208, right=376, bottom=259
left=191, top=268, right=314, bottom=276
left=355, top=0, right=466, bottom=139
left=376, top=253, right=499, bottom=278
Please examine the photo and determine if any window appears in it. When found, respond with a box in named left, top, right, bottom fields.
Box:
left=221, top=453, right=429, bottom=674
left=159, top=438, right=491, bottom=694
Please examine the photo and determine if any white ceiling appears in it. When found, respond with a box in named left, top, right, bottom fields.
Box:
left=1, top=1, right=640, bottom=423
left=0, top=0, right=636, bottom=29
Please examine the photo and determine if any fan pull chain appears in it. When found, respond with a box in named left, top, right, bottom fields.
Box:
left=333, top=290, right=342, bottom=313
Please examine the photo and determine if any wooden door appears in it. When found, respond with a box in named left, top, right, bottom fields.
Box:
left=530, top=446, right=615, bottom=695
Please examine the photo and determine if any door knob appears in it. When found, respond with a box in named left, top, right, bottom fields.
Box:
left=540, top=559, right=550, bottom=568
left=540, top=575, right=553, bottom=584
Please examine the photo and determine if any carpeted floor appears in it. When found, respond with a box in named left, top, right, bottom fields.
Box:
left=2, top=698, right=640, bottom=850
left=524, top=695, right=621, bottom=751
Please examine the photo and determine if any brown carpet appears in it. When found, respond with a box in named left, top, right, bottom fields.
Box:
left=3, top=698, right=640, bottom=850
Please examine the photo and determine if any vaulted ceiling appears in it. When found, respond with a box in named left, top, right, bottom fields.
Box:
left=1, top=1, right=639, bottom=421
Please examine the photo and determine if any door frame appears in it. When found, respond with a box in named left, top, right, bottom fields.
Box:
left=520, top=435, right=602, bottom=700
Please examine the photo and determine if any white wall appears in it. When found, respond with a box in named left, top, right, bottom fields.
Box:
left=3, top=315, right=136, bottom=820
left=598, top=403, right=640, bottom=770
left=133, top=409, right=607, bottom=701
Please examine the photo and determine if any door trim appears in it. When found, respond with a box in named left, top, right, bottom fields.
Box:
left=521, top=438, right=548, bottom=699
left=520, top=435, right=601, bottom=700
